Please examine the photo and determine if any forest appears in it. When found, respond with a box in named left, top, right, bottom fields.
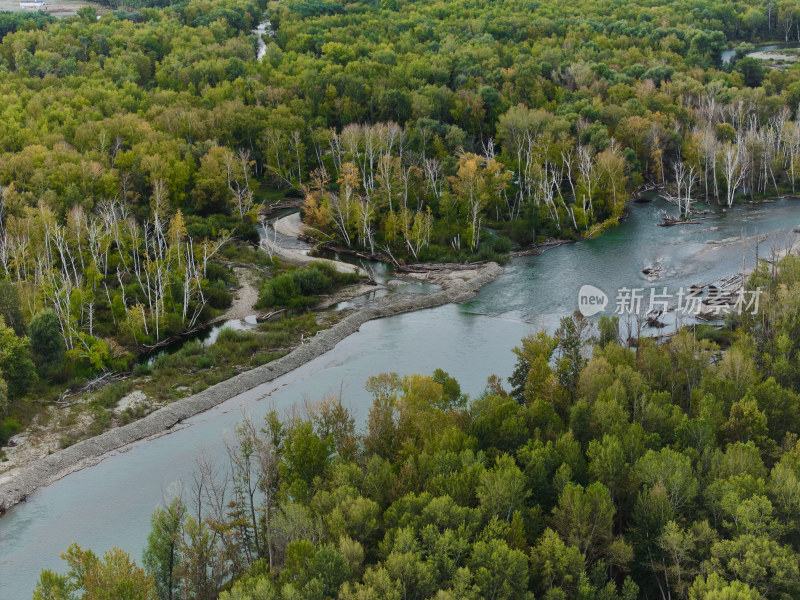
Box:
left=2, top=0, right=800, bottom=366
left=4, top=0, right=800, bottom=594
left=33, top=249, right=800, bottom=600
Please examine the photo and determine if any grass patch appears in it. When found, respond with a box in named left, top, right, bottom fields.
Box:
left=220, top=240, right=277, bottom=267
left=87, top=409, right=112, bottom=437
left=131, top=313, right=328, bottom=407
left=120, top=403, right=149, bottom=425
left=694, top=324, right=733, bottom=347
left=0, top=417, right=22, bottom=446
left=92, top=380, right=135, bottom=410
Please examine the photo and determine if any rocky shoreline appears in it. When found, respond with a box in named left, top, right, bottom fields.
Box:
left=0, top=262, right=503, bottom=514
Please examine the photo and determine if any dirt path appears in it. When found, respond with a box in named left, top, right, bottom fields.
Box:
left=223, top=267, right=260, bottom=320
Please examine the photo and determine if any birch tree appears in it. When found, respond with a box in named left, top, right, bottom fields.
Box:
left=225, top=149, right=255, bottom=220
left=720, top=139, right=748, bottom=208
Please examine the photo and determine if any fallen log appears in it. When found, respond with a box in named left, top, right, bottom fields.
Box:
left=510, top=239, right=575, bottom=258
left=256, top=309, right=285, bottom=322
left=659, top=216, right=702, bottom=226
left=56, top=371, right=126, bottom=405
left=395, top=262, right=487, bottom=273
left=261, top=197, right=303, bottom=216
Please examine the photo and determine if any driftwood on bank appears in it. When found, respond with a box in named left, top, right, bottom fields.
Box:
left=310, top=242, right=388, bottom=263
left=510, top=239, right=575, bottom=258
left=256, top=309, right=285, bottom=322
left=658, top=211, right=702, bottom=226
left=395, top=261, right=488, bottom=273
left=262, top=197, right=304, bottom=216
left=141, top=324, right=210, bottom=352
left=632, top=182, right=663, bottom=201
left=56, top=371, right=127, bottom=405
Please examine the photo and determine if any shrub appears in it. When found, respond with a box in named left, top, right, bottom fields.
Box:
left=205, top=280, right=233, bottom=309
left=257, top=263, right=360, bottom=311
left=294, top=267, right=332, bottom=296
left=0, top=417, right=21, bottom=446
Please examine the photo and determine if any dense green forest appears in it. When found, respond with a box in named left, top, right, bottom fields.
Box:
left=34, top=252, right=800, bottom=600
left=5, top=0, right=800, bottom=596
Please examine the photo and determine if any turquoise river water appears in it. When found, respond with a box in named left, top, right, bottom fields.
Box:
left=1, top=198, right=799, bottom=598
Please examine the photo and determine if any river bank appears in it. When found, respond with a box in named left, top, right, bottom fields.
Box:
left=0, top=260, right=502, bottom=514
left=0, top=263, right=268, bottom=479
left=4, top=198, right=800, bottom=599
left=0, top=210, right=490, bottom=503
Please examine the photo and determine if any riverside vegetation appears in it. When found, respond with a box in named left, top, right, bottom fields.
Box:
left=4, top=0, right=800, bottom=594
left=33, top=251, right=800, bottom=600
left=4, top=0, right=800, bottom=445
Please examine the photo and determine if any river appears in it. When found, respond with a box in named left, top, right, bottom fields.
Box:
left=722, top=41, right=800, bottom=64
left=252, top=19, right=273, bottom=61
left=1, top=198, right=799, bottom=598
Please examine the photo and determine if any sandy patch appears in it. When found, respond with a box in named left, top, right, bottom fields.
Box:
left=263, top=215, right=364, bottom=276
left=749, top=51, right=799, bottom=62
left=0, top=408, right=93, bottom=478
left=273, top=213, right=307, bottom=238
left=115, top=390, right=146, bottom=414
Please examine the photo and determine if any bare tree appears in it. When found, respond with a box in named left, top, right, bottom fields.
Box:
left=720, top=138, right=747, bottom=207
left=226, top=149, right=255, bottom=219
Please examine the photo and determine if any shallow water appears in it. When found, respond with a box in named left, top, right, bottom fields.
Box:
left=721, top=41, right=800, bottom=64
left=1, top=198, right=799, bottom=598
left=252, top=19, right=272, bottom=61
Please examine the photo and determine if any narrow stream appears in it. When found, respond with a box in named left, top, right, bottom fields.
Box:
left=252, top=18, right=273, bottom=61
left=1, top=198, right=799, bottom=598
left=721, top=41, right=800, bottom=64
left=143, top=215, right=429, bottom=366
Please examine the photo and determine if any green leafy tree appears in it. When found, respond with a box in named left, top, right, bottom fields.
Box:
left=34, top=543, right=155, bottom=600
left=735, top=57, right=765, bottom=88
left=28, top=310, right=65, bottom=377
left=469, top=538, right=530, bottom=600
left=0, top=316, right=36, bottom=398
left=476, top=455, right=529, bottom=522
left=281, top=421, right=333, bottom=501
left=530, top=528, right=585, bottom=598
left=635, top=448, right=698, bottom=515
left=707, top=534, right=800, bottom=599
left=689, top=573, right=760, bottom=600
left=0, top=279, right=26, bottom=336
left=552, top=482, right=617, bottom=565
left=143, top=498, right=186, bottom=600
